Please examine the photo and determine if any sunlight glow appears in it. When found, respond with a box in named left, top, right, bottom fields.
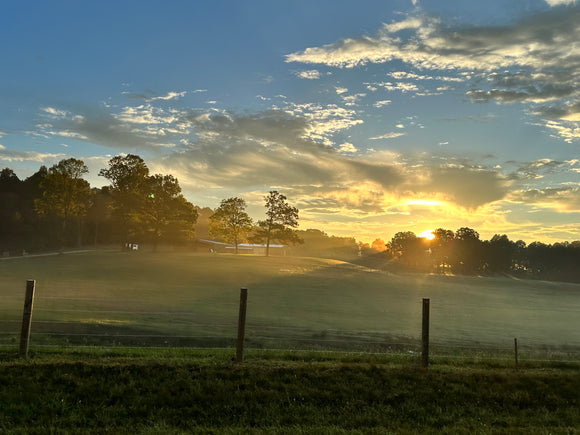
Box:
left=405, top=200, right=443, bottom=206
left=419, top=229, right=435, bottom=240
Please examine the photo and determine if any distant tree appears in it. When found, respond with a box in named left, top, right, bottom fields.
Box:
left=210, top=197, right=253, bottom=254
left=34, top=158, right=91, bottom=248
left=484, top=234, right=515, bottom=274
left=141, top=174, right=198, bottom=250
left=253, top=191, right=301, bottom=256
left=430, top=228, right=455, bottom=273
left=291, top=229, right=359, bottom=259
left=194, top=206, right=214, bottom=240
left=371, top=238, right=387, bottom=252
left=451, top=227, right=483, bottom=274
left=390, top=231, right=427, bottom=268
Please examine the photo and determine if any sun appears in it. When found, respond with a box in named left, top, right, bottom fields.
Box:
left=419, top=229, right=435, bottom=240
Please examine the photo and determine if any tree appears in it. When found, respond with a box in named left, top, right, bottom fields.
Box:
left=430, top=228, right=455, bottom=273
left=451, top=227, right=483, bottom=274
left=209, top=197, right=253, bottom=254
left=390, top=231, right=427, bottom=268
left=99, top=154, right=150, bottom=245
left=141, top=174, right=198, bottom=250
left=34, top=158, right=91, bottom=248
left=253, top=191, right=301, bottom=256
left=484, top=234, right=515, bottom=274
left=371, top=238, right=387, bottom=252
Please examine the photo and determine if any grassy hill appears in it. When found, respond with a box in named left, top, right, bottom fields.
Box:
left=1, top=250, right=579, bottom=358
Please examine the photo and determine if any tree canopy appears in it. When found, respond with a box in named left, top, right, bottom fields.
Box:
left=209, top=197, right=253, bottom=254
left=253, top=191, right=301, bottom=256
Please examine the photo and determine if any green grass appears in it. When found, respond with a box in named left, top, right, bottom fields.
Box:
left=0, top=250, right=579, bottom=360
left=0, top=347, right=578, bottom=433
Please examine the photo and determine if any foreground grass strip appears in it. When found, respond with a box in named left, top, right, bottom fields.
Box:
left=0, top=348, right=578, bottom=433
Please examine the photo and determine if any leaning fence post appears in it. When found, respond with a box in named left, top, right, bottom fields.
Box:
left=19, top=280, right=36, bottom=357
left=514, top=338, right=518, bottom=369
left=236, top=288, right=248, bottom=363
left=421, top=298, right=430, bottom=368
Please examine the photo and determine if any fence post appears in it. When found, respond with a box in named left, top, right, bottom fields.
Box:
left=514, top=338, right=518, bottom=369
left=421, top=298, right=430, bottom=368
left=236, top=288, right=248, bottom=363
left=19, top=280, right=36, bottom=357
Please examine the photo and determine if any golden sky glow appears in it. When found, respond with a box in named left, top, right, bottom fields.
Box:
left=1, top=1, right=579, bottom=245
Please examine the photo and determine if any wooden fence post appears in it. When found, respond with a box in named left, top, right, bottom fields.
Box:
left=514, top=338, right=518, bottom=369
left=236, top=288, right=248, bottom=363
left=421, top=298, right=430, bottom=368
left=19, top=280, right=36, bottom=357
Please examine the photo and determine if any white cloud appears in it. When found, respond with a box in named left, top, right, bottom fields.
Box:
left=374, top=100, right=391, bottom=108
left=545, top=0, right=576, bottom=5
left=295, top=70, right=321, bottom=79
left=41, top=107, right=69, bottom=118
left=149, top=91, right=187, bottom=101
left=339, top=142, right=358, bottom=153
left=287, top=8, right=580, bottom=142
left=369, top=132, right=405, bottom=140
left=0, top=146, right=65, bottom=162
left=335, top=87, right=348, bottom=94
left=341, top=93, right=366, bottom=106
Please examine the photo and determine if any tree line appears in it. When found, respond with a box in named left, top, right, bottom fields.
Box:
left=1, top=155, right=579, bottom=282
left=0, top=155, right=301, bottom=255
left=377, top=228, right=580, bottom=283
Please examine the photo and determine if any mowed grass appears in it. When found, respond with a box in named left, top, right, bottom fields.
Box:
left=1, top=250, right=579, bottom=357
left=0, top=347, right=579, bottom=434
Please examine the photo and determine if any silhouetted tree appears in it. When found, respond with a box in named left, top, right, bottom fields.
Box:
left=99, top=154, right=150, bottom=246
left=34, top=158, right=91, bottom=248
left=484, top=234, right=515, bottom=274
left=430, top=228, right=455, bottom=274
left=252, top=191, right=301, bottom=256
left=210, top=197, right=253, bottom=254
left=142, top=174, right=198, bottom=251
left=451, top=227, right=483, bottom=274
left=390, top=231, right=428, bottom=268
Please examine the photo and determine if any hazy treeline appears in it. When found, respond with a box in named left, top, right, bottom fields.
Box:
left=1, top=159, right=579, bottom=283
left=0, top=156, right=198, bottom=253
left=383, top=228, right=580, bottom=283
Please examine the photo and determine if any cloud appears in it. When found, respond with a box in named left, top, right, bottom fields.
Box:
left=286, top=7, right=580, bottom=142
left=295, top=70, right=321, bottom=79
left=373, top=100, right=391, bottom=108
left=339, top=142, right=357, bottom=153
left=0, top=145, right=65, bottom=163
left=369, top=132, right=405, bottom=140
left=545, top=0, right=576, bottom=5
left=509, top=186, right=580, bottom=212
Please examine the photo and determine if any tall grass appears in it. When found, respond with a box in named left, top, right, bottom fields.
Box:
left=0, top=347, right=578, bottom=433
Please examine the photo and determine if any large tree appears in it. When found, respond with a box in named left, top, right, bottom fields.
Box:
left=99, top=154, right=150, bottom=245
left=142, top=174, right=198, bottom=250
left=209, top=197, right=253, bottom=254
left=34, top=158, right=91, bottom=248
left=253, top=190, right=301, bottom=256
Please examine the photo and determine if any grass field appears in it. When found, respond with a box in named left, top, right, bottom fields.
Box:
left=1, top=250, right=579, bottom=358
left=0, top=347, right=579, bottom=434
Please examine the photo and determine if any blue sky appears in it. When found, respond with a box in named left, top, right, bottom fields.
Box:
left=1, top=0, right=579, bottom=243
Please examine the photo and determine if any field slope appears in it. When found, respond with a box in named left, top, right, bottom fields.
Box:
left=1, top=250, right=579, bottom=356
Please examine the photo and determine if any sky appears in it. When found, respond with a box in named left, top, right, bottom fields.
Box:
left=1, top=0, right=579, bottom=244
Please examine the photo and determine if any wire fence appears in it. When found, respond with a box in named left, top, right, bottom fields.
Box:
left=2, top=287, right=579, bottom=365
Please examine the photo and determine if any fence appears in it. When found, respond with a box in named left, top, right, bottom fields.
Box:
left=2, top=279, right=580, bottom=365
